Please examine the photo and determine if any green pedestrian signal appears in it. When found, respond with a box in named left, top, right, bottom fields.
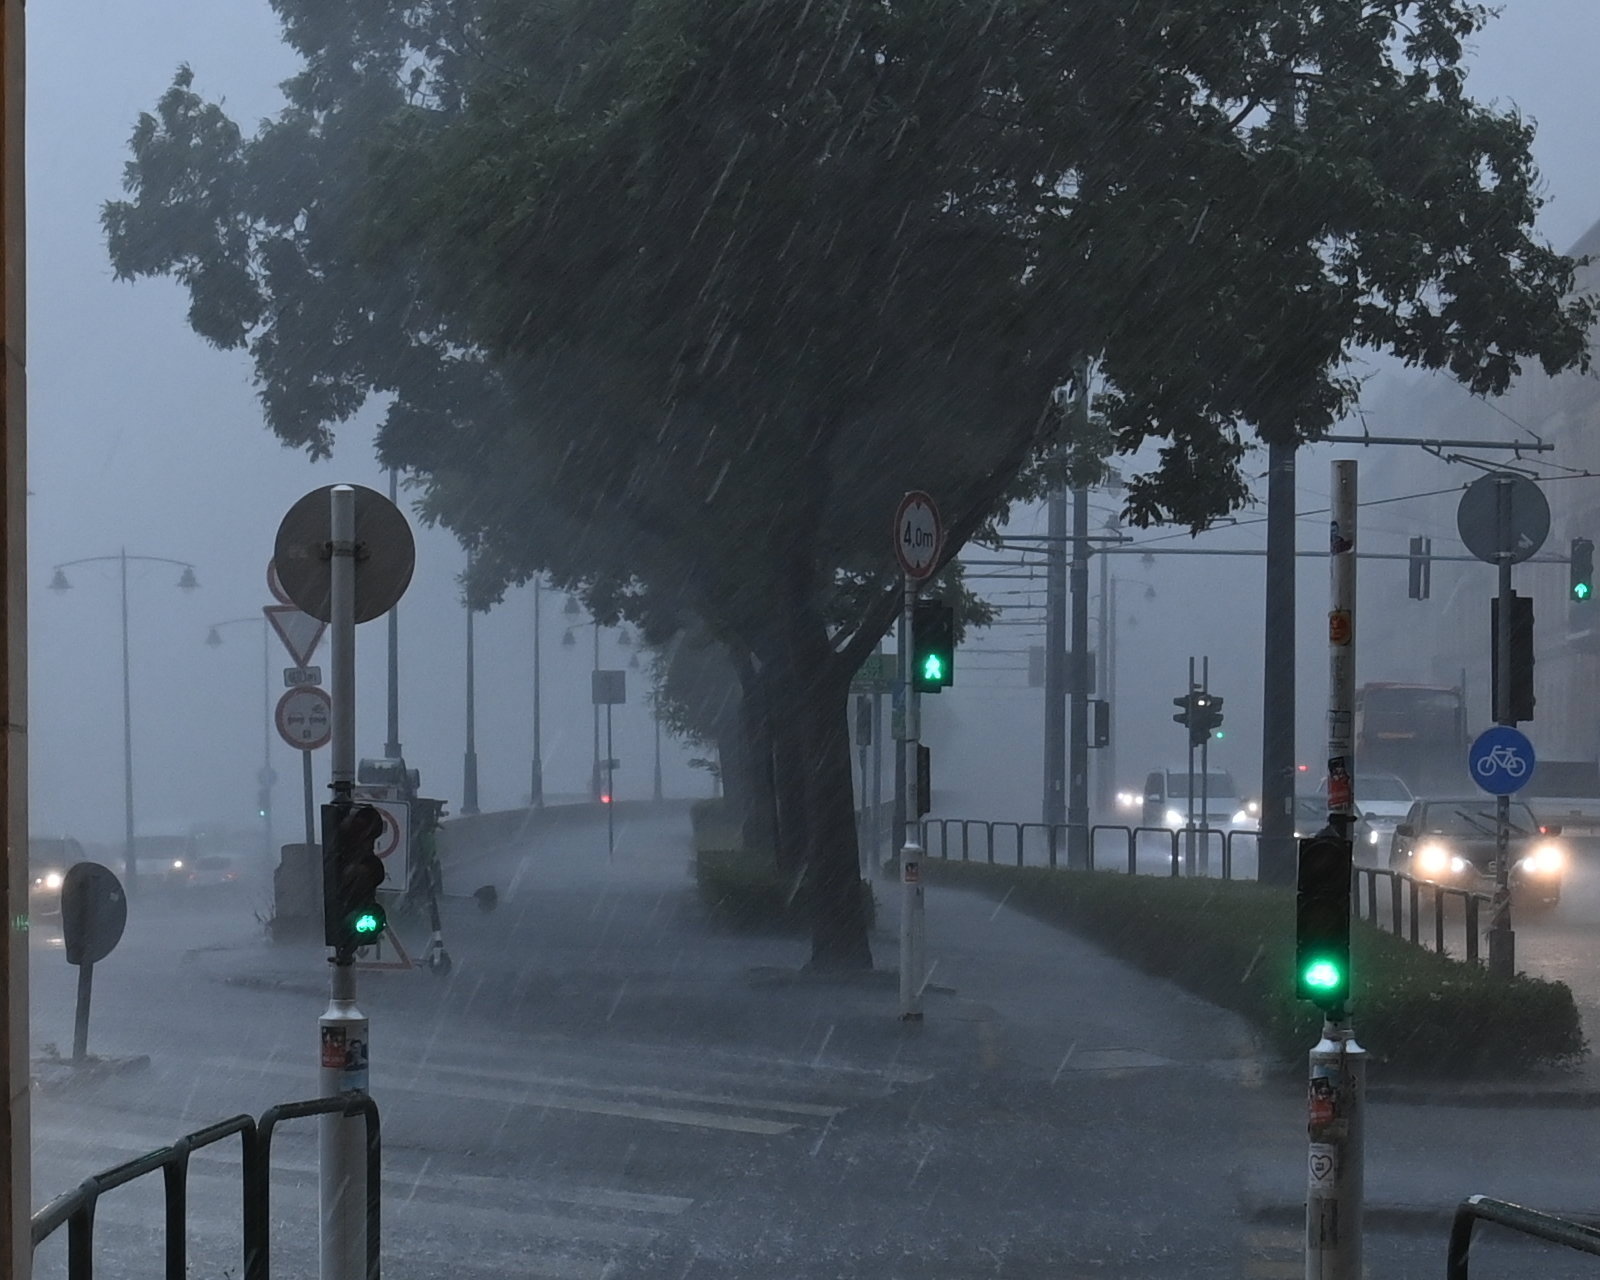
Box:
left=911, top=600, right=955, bottom=693
left=1296, top=831, right=1352, bottom=1011
left=1573, top=538, right=1595, bottom=602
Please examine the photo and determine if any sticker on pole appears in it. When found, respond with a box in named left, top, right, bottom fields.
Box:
left=1468, top=726, right=1535, bottom=795
left=894, top=491, right=942, bottom=580
left=275, top=685, right=332, bottom=752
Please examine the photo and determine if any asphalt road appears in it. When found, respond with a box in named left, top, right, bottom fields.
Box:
left=23, top=809, right=1600, bottom=1278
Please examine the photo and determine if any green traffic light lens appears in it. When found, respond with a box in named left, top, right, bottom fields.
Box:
left=353, top=909, right=384, bottom=937
left=922, top=654, right=944, bottom=682
left=1303, top=959, right=1343, bottom=991
left=1576, top=582, right=1592, bottom=601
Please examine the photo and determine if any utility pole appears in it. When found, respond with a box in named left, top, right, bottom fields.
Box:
left=530, top=575, right=543, bottom=808
left=460, top=547, right=479, bottom=817
left=1, top=3, right=30, bottom=1268
left=1259, top=440, right=1297, bottom=885
left=1042, top=478, right=1067, bottom=835
left=1066, top=357, right=1092, bottom=868
left=1096, top=515, right=1112, bottom=813
left=1489, top=477, right=1517, bottom=977
left=384, top=467, right=401, bottom=762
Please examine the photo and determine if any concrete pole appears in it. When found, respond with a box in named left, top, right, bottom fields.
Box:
left=1308, top=458, right=1364, bottom=1280
left=261, top=616, right=273, bottom=859
left=321, top=485, right=368, bottom=1280
left=384, top=468, right=401, bottom=761
left=1260, top=440, right=1298, bottom=885
left=1068, top=478, right=1091, bottom=867
left=898, top=574, right=925, bottom=1021
left=461, top=551, right=479, bottom=817
left=1096, top=520, right=1111, bottom=812
left=1489, top=478, right=1516, bottom=977
left=1042, top=480, right=1066, bottom=834
left=531, top=576, right=543, bottom=807
left=120, top=547, right=136, bottom=894
left=1, top=3, right=31, bottom=1265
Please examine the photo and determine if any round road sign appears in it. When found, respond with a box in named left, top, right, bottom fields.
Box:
left=894, top=491, right=942, bottom=580
left=372, top=806, right=402, bottom=861
left=1468, top=725, right=1536, bottom=796
left=61, top=862, right=127, bottom=967
left=274, top=484, right=416, bottom=624
left=1456, top=473, right=1550, bottom=566
left=276, top=685, right=333, bottom=752
left=267, top=559, right=292, bottom=605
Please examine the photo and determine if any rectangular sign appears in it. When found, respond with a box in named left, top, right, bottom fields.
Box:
left=851, top=652, right=898, bottom=694
left=284, top=666, right=322, bottom=688
left=592, top=669, right=627, bottom=705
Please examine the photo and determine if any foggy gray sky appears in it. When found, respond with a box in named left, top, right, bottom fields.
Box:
left=26, top=2, right=1600, bottom=835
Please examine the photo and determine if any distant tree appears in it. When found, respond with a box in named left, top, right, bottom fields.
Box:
left=107, top=0, right=1593, bottom=968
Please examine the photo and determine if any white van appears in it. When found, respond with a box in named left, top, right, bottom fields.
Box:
left=1141, top=768, right=1254, bottom=831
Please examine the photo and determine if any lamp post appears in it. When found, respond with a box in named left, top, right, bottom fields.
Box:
left=204, top=615, right=274, bottom=859
left=49, top=549, right=200, bottom=893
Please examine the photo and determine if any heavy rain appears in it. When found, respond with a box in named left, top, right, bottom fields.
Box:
left=9, top=2, right=1600, bottom=1278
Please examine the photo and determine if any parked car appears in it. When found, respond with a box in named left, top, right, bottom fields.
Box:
left=1140, top=768, right=1255, bottom=831
left=174, top=853, right=244, bottom=889
left=27, top=835, right=84, bottom=915
left=1389, top=797, right=1564, bottom=906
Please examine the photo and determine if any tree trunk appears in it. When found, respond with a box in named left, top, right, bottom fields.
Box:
left=761, top=614, right=872, bottom=971
left=735, top=663, right=782, bottom=862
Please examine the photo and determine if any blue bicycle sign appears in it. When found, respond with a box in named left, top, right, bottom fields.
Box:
left=1468, top=726, right=1536, bottom=796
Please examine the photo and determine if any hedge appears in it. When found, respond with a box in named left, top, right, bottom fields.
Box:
left=926, top=860, right=1586, bottom=1076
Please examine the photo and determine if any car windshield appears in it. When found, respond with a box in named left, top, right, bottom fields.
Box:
left=1421, top=804, right=1538, bottom=837
left=1358, top=776, right=1413, bottom=803
left=20, top=6, right=1598, bottom=1277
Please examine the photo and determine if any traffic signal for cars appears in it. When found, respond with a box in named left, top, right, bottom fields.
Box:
left=1408, top=535, right=1432, bottom=600
left=912, top=600, right=955, bottom=693
left=1572, top=538, right=1594, bottom=603
left=1190, top=693, right=1224, bottom=747
left=322, top=803, right=387, bottom=954
left=1296, top=831, right=1352, bottom=1011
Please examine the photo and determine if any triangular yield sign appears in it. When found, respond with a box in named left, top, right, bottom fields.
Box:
left=265, top=605, right=327, bottom=667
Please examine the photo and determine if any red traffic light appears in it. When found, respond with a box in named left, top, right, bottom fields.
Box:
left=600, top=793, right=612, bottom=805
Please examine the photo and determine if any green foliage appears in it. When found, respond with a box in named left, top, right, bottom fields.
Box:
left=926, top=861, right=1586, bottom=1076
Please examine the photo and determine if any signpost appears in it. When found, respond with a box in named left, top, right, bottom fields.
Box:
left=1458, top=472, right=1547, bottom=980
left=60, top=862, right=127, bottom=1063
left=893, top=491, right=940, bottom=1021
left=592, top=670, right=626, bottom=854
left=276, top=484, right=414, bottom=1280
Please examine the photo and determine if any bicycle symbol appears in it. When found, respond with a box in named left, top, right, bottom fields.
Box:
left=1474, top=745, right=1529, bottom=779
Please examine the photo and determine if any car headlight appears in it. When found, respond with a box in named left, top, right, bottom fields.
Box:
left=1521, top=844, right=1565, bottom=875
left=1450, top=857, right=1468, bottom=873
left=43, top=872, right=62, bottom=891
left=1165, top=808, right=1184, bottom=827
left=1247, top=800, right=1260, bottom=816
left=1117, top=791, right=1138, bottom=809
left=172, top=860, right=184, bottom=870
left=1231, top=810, right=1249, bottom=826
left=1417, top=843, right=1450, bottom=875
left=1368, top=829, right=1379, bottom=845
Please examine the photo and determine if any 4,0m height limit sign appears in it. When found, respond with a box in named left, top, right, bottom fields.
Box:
left=894, top=490, right=942, bottom=580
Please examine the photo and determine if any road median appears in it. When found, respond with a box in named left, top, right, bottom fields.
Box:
left=925, top=859, right=1586, bottom=1077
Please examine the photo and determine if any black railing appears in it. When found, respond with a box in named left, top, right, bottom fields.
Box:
left=1448, top=1195, right=1600, bottom=1277
left=31, top=1092, right=381, bottom=1280
left=1352, top=865, right=1490, bottom=963
left=921, top=819, right=1255, bottom=880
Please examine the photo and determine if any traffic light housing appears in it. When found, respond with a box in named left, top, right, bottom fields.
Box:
left=1490, top=593, right=1535, bottom=724
left=322, top=803, right=387, bottom=954
left=1408, top=535, right=1432, bottom=600
left=1172, top=692, right=1196, bottom=728
left=1572, top=538, right=1594, bottom=603
left=1296, top=831, right=1352, bottom=1010
left=1189, top=693, right=1224, bottom=747
left=912, top=600, right=955, bottom=693
left=915, top=744, right=932, bottom=816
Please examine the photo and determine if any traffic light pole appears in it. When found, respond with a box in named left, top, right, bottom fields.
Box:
left=1489, top=478, right=1516, bottom=979
left=321, top=486, right=370, bottom=1280
left=898, top=572, right=925, bottom=1021
left=1308, top=459, right=1365, bottom=1280
left=1199, top=657, right=1210, bottom=876
left=1185, top=656, right=1196, bottom=875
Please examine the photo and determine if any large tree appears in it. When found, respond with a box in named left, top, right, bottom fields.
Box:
left=107, top=0, right=1592, bottom=967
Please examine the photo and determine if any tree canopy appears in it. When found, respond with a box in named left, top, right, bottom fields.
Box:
left=106, top=0, right=1595, bottom=965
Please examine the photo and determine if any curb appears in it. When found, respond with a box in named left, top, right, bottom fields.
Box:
left=32, top=1054, right=151, bottom=1095
left=1245, top=1197, right=1600, bottom=1231
left=1368, top=1084, right=1600, bottom=1110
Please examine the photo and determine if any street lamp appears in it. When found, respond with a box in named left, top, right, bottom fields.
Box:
left=49, top=548, right=200, bottom=893
left=530, top=574, right=544, bottom=808
left=203, top=615, right=274, bottom=860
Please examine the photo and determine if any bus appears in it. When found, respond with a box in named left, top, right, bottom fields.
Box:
left=1354, top=682, right=1467, bottom=794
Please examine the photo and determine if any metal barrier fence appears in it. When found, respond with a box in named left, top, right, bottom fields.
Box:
left=1448, top=1195, right=1600, bottom=1277
left=920, top=819, right=1259, bottom=879
left=1351, top=865, right=1490, bottom=964
left=31, top=1092, right=381, bottom=1280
